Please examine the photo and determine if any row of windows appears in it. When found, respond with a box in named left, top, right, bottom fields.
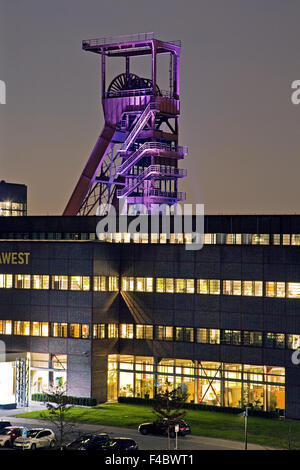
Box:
left=0, top=275, right=119, bottom=291
left=99, top=232, right=300, bottom=246
left=0, top=202, right=26, bottom=217
left=1, top=319, right=298, bottom=349
left=1, top=232, right=300, bottom=246
left=0, top=320, right=89, bottom=338
left=122, top=277, right=300, bottom=298
left=93, top=323, right=300, bottom=350
left=1, top=274, right=300, bottom=298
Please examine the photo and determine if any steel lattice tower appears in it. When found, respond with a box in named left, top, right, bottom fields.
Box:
left=63, top=33, right=187, bottom=216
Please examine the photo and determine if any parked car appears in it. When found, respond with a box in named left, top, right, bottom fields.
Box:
left=14, top=428, right=56, bottom=450
left=101, top=438, right=139, bottom=451
left=65, top=433, right=110, bottom=450
left=0, top=427, right=24, bottom=448
left=0, top=421, right=11, bottom=431
left=138, top=419, right=191, bottom=438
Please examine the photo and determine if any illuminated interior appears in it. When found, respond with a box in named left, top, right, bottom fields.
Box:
left=107, top=355, right=285, bottom=411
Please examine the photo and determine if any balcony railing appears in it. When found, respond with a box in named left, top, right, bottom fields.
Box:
left=82, top=33, right=181, bottom=48
left=105, top=88, right=174, bottom=99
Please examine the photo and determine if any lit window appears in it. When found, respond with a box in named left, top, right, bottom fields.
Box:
left=265, top=332, right=285, bottom=349
left=145, top=277, right=153, bottom=292
left=122, top=277, right=134, bottom=292
left=244, top=281, right=256, bottom=296
left=151, top=233, right=159, bottom=243
left=160, top=234, right=167, bottom=244
left=204, top=234, right=213, bottom=244
left=252, top=234, right=269, bottom=245
left=70, top=276, right=90, bottom=291
left=185, top=234, right=193, bottom=244
left=266, top=281, right=285, bottom=298
left=93, top=324, right=105, bottom=339
left=51, top=323, right=68, bottom=338
left=156, top=278, right=165, bottom=293
left=114, top=232, right=122, bottom=243
left=165, top=278, right=174, bottom=293
left=41, top=322, right=49, bottom=337
left=175, top=279, right=185, bottom=293
left=226, top=234, right=234, bottom=244
left=175, top=327, right=194, bottom=342
left=108, top=276, right=119, bottom=291
left=133, top=233, right=140, bottom=243
left=70, top=324, right=80, bottom=338
left=287, top=283, right=300, bottom=298
left=196, top=328, right=208, bottom=343
left=14, top=321, right=30, bottom=336
left=52, top=276, right=68, bottom=290
left=221, top=330, right=241, bottom=345
left=120, top=324, right=134, bottom=339
left=210, top=280, right=220, bottom=295
left=287, top=334, right=300, bottom=350
left=282, top=234, right=291, bottom=245
left=30, top=321, right=48, bottom=337
left=186, top=279, right=195, bottom=294
left=254, top=281, right=263, bottom=296
left=0, top=320, right=12, bottom=335
left=123, top=233, right=131, bottom=243
left=272, top=234, right=281, bottom=245
left=94, top=276, right=106, bottom=292
left=136, top=278, right=144, bottom=292
left=233, top=281, right=241, bottom=295
left=155, top=325, right=173, bottom=341
left=235, top=234, right=242, bottom=245
left=209, top=329, right=220, bottom=344
left=176, top=233, right=184, bottom=244
left=197, top=279, right=209, bottom=294
left=243, top=331, right=262, bottom=347
left=15, top=274, right=31, bottom=289
left=108, top=324, right=118, bottom=338
left=81, top=324, right=89, bottom=339
left=141, top=233, right=149, bottom=243
left=32, top=275, right=49, bottom=290
left=31, top=322, right=41, bottom=336
left=136, top=325, right=153, bottom=340
left=291, top=235, right=300, bottom=246
left=0, top=274, right=13, bottom=288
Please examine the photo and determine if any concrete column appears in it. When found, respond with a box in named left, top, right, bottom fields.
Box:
left=91, top=354, right=108, bottom=403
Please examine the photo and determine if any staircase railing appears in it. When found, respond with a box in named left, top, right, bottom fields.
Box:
left=117, top=165, right=187, bottom=198
left=120, top=103, right=157, bottom=152
left=117, top=142, right=188, bottom=176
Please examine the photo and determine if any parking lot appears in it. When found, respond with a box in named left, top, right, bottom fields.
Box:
left=0, top=407, right=273, bottom=450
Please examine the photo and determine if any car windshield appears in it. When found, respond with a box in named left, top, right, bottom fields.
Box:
left=0, top=428, right=12, bottom=435
left=27, top=430, right=40, bottom=438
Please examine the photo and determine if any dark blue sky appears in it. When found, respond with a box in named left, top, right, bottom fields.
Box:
left=0, top=0, right=299, bottom=215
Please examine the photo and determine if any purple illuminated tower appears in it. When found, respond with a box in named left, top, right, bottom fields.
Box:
left=63, top=33, right=187, bottom=216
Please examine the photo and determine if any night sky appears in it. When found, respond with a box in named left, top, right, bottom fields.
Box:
left=0, top=0, right=299, bottom=215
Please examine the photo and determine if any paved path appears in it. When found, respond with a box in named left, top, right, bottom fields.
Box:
left=0, top=405, right=276, bottom=451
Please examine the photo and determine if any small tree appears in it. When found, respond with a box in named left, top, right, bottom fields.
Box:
left=153, top=386, right=189, bottom=450
left=40, top=385, right=75, bottom=449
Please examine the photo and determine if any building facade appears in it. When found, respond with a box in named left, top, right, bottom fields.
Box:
left=0, top=181, right=27, bottom=217
left=0, top=215, right=300, bottom=417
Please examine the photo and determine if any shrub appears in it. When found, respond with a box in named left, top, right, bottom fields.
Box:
left=117, top=396, right=279, bottom=419
left=31, top=393, right=97, bottom=407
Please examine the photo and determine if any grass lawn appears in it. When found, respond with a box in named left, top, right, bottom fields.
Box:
left=15, top=403, right=300, bottom=449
